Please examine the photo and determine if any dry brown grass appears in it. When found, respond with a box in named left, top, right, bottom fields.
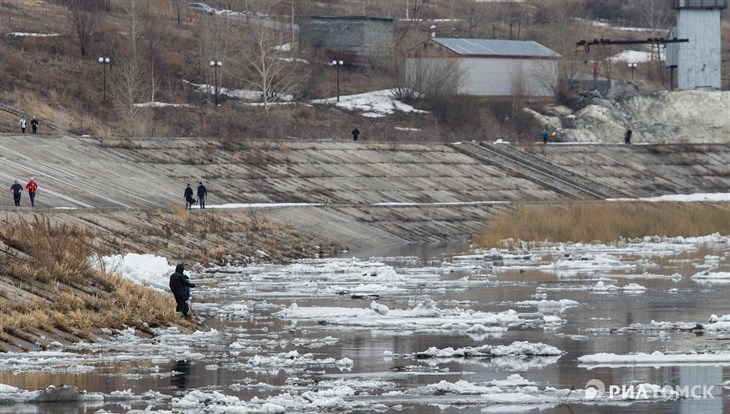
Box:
left=476, top=201, right=730, bottom=248
left=0, top=216, right=192, bottom=348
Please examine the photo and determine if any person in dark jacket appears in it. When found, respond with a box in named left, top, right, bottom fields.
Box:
left=351, top=127, right=360, bottom=141
left=30, top=118, right=38, bottom=134
left=624, top=127, right=633, bottom=144
left=169, top=263, right=196, bottom=317
left=10, top=179, right=23, bottom=206
left=184, top=184, right=194, bottom=210
left=196, top=181, right=207, bottom=209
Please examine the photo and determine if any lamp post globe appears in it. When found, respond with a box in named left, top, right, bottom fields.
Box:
left=331, top=60, right=343, bottom=102
left=627, top=62, right=637, bottom=80
left=98, top=57, right=111, bottom=101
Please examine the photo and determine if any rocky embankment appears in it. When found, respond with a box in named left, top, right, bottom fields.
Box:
left=529, top=86, right=730, bottom=144
left=0, top=134, right=727, bottom=251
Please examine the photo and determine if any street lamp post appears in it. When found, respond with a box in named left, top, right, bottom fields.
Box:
left=627, top=62, right=637, bottom=80
left=98, top=57, right=110, bottom=101
left=209, top=60, right=222, bottom=106
left=331, top=60, right=343, bottom=102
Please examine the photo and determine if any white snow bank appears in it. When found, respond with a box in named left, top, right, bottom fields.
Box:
left=98, top=253, right=175, bottom=291
left=311, top=89, right=428, bottom=118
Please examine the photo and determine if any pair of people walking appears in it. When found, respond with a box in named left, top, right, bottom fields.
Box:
left=184, top=182, right=207, bottom=210
left=19, top=117, right=39, bottom=134
left=9, top=178, right=38, bottom=207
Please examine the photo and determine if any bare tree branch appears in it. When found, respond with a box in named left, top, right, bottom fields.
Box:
left=63, top=0, right=102, bottom=56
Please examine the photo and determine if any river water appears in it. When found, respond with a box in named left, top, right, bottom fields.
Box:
left=0, top=236, right=728, bottom=413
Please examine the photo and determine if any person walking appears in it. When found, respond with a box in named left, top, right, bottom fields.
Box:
left=351, top=127, right=360, bottom=141
left=30, top=118, right=38, bottom=134
left=542, top=127, right=549, bottom=144
left=25, top=178, right=38, bottom=207
left=196, top=181, right=207, bottom=209
left=19, top=117, right=27, bottom=134
left=10, top=179, right=23, bottom=206
left=624, top=127, right=633, bottom=144
left=184, top=183, right=194, bottom=210
left=169, top=263, right=196, bottom=318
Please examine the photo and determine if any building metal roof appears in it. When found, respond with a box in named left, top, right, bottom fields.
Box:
left=432, top=38, right=561, bottom=58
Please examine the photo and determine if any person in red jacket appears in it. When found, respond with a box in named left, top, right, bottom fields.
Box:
left=25, top=178, right=38, bottom=207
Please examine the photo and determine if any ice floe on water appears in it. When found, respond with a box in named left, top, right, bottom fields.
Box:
left=410, top=341, right=563, bottom=359
left=691, top=270, right=730, bottom=283
left=578, top=351, right=730, bottom=367
left=0, top=233, right=727, bottom=412
left=275, top=300, right=559, bottom=333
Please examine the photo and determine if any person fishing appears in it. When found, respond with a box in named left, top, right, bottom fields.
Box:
left=169, top=263, right=196, bottom=317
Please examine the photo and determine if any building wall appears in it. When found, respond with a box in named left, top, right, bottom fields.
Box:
left=299, top=18, right=393, bottom=56
left=676, top=9, right=723, bottom=89
left=363, top=20, right=394, bottom=56
left=460, top=58, right=556, bottom=97
left=406, top=58, right=556, bottom=97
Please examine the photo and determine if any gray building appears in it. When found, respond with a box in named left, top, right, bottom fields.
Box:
left=406, top=38, right=561, bottom=98
left=668, top=0, right=726, bottom=89
left=297, top=16, right=394, bottom=58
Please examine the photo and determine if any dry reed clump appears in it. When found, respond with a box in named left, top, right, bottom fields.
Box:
left=476, top=201, right=730, bottom=248
left=0, top=216, right=191, bottom=348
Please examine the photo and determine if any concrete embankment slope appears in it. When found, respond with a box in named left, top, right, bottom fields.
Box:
left=0, top=133, right=727, bottom=251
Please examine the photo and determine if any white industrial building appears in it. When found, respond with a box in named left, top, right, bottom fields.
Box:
left=405, top=38, right=561, bottom=98
left=667, top=0, right=726, bottom=89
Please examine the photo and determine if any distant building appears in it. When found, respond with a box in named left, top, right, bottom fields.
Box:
left=405, top=38, right=561, bottom=98
left=667, top=0, right=726, bottom=89
left=297, top=16, right=394, bottom=59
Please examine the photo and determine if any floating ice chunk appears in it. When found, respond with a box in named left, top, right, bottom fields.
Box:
left=578, top=350, right=730, bottom=366
left=370, top=301, right=389, bottom=315
left=691, top=271, right=730, bottom=282
left=622, top=283, right=647, bottom=291
left=413, top=341, right=563, bottom=358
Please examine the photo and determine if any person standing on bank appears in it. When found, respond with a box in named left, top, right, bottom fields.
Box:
left=30, top=118, right=38, bottom=134
left=351, top=127, right=360, bottom=141
left=25, top=178, right=38, bottom=207
left=10, top=179, right=23, bottom=206
left=197, top=181, right=207, bottom=209
left=624, top=127, right=632, bottom=144
left=19, top=117, right=27, bottom=134
left=184, top=183, right=194, bottom=210
left=169, top=263, right=196, bottom=317
left=542, top=127, right=549, bottom=144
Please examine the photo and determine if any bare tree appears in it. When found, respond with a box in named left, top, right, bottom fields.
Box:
left=111, top=55, right=151, bottom=134
left=466, top=2, right=512, bottom=39
left=120, top=0, right=142, bottom=56
left=511, top=64, right=527, bottom=119
left=541, top=0, right=590, bottom=102
left=635, top=0, right=673, bottom=82
left=401, top=57, right=462, bottom=101
left=170, top=0, right=185, bottom=26
left=110, top=0, right=157, bottom=133
left=239, top=25, right=299, bottom=122
left=635, top=0, right=673, bottom=35
left=63, top=0, right=102, bottom=56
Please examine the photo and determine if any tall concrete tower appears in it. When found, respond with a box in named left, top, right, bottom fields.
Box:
left=671, top=0, right=726, bottom=89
